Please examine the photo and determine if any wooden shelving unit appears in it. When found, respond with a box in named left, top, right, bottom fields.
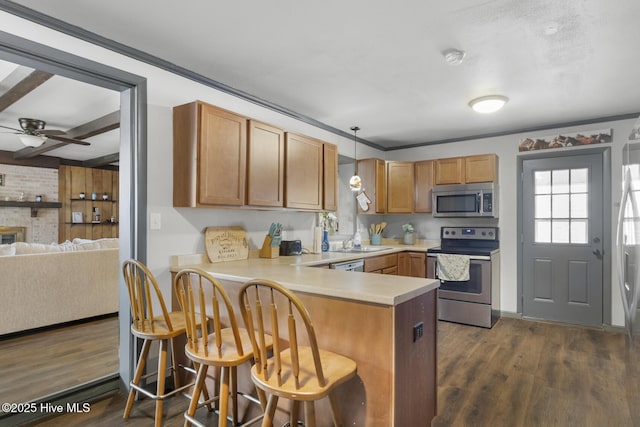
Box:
left=58, top=165, right=119, bottom=242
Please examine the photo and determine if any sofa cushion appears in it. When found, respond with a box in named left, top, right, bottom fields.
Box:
left=72, top=237, right=119, bottom=249
left=13, top=242, right=65, bottom=254
left=0, top=244, right=15, bottom=256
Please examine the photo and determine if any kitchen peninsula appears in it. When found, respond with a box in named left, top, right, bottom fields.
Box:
left=171, top=246, right=439, bottom=426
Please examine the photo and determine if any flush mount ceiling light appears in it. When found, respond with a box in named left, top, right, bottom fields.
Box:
left=349, top=126, right=362, bottom=192
left=442, top=48, right=466, bottom=66
left=469, top=95, right=509, bottom=114
left=18, top=134, right=48, bottom=147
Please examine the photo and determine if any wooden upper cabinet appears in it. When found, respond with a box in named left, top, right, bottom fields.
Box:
left=435, top=154, right=497, bottom=184
left=323, top=142, right=338, bottom=211
left=247, top=120, right=284, bottom=207
left=435, top=157, right=464, bottom=185
left=284, top=133, right=323, bottom=210
left=465, top=153, right=497, bottom=183
left=357, top=158, right=387, bottom=214
left=387, top=161, right=414, bottom=213
left=173, top=101, right=247, bottom=207
left=414, top=160, right=434, bottom=213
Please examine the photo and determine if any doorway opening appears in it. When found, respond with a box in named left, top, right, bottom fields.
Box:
left=0, top=29, right=146, bottom=424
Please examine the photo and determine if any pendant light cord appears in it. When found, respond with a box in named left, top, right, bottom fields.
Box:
left=351, top=126, right=360, bottom=173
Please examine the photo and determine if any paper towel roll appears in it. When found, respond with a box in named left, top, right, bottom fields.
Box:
left=313, top=226, right=323, bottom=253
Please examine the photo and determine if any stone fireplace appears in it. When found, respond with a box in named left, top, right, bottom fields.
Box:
left=0, top=226, right=26, bottom=244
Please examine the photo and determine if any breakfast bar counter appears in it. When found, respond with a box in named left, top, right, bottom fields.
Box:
left=170, top=247, right=439, bottom=426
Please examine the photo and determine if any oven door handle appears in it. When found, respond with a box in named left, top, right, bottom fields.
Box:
left=427, top=253, right=491, bottom=261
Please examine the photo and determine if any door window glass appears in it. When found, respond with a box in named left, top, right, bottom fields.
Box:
left=534, top=168, right=589, bottom=244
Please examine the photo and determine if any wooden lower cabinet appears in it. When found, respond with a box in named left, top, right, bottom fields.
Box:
left=364, top=253, right=398, bottom=274
left=398, top=252, right=426, bottom=278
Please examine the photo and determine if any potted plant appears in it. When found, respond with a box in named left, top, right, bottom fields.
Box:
left=402, top=223, right=415, bottom=245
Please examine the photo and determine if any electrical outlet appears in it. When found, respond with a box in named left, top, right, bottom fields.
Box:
left=413, top=321, right=424, bottom=342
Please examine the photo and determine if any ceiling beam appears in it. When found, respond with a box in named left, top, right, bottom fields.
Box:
left=11, top=110, right=120, bottom=160
left=66, top=111, right=120, bottom=139
left=83, top=152, right=119, bottom=168
left=12, top=139, right=69, bottom=160
left=0, top=67, right=53, bottom=112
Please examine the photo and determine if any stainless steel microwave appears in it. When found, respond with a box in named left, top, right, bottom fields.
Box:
left=432, top=183, right=497, bottom=218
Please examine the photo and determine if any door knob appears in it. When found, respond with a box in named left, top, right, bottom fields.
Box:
left=592, top=248, right=604, bottom=260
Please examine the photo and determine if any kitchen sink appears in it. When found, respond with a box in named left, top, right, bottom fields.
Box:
left=331, top=246, right=393, bottom=253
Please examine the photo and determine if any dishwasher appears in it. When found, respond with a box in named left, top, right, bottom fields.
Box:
left=329, top=259, right=364, bottom=272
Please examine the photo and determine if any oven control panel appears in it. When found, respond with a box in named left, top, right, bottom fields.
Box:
left=441, top=226, right=498, bottom=241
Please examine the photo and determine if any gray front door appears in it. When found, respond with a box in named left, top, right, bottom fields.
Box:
left=522, top=153, right=604, bottom=326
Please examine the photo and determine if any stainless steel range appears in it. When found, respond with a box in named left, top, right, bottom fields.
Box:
left=426, top=226, right=500, bottom=328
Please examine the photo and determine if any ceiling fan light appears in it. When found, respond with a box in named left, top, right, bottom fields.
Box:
left=469, top=95, right=508, bottom=114
left=19, top=134, right=47, bottom=147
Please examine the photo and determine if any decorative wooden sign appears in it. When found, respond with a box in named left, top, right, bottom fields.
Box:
left=204, top=226, right=249, bottom=263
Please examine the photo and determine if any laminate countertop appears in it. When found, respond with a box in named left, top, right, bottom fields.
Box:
left=171, top=241, right=440, bottom=306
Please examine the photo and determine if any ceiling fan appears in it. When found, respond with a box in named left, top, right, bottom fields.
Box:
left=0, top=118, right=91, bottom=148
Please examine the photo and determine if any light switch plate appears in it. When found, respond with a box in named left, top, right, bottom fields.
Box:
left=149, top=212, right=161, bottom=230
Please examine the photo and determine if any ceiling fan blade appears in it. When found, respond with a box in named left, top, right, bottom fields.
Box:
left=46, top=134, right=91, bottom=146
left=40, top=129, right=67, bottom=136
left=0, top=124, right=23, bottom=132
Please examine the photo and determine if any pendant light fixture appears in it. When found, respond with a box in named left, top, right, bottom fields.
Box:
left=349, top=126, right=362, bottom=192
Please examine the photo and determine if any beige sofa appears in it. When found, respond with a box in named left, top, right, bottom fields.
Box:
left=0, top=238, right=119, bottom=335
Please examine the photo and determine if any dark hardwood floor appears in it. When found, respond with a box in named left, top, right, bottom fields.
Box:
left=10, top=317, right=640, bottom=426
left=0, top=316, right=119, bottom=405
left=433, top=317, right=640, bottom=427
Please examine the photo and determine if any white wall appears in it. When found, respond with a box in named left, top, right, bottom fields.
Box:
left=387, top=119, right=636, bottom=326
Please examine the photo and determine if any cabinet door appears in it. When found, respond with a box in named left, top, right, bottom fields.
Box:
left=398, top=252, right=410, bottom=276
left=382, top=266, right=398, bottom=275
left=465, top=153, right=497, bottom=183
left=408, top=252, right=426, bottom=277
left=356, top=158, right=387, bottom=214
left=284, top=133, right=323, bottom=210
left=398, top=252, right=426, bottom=277
left=199, top=103, right=247, bottom=206
left=364, top=253, right=397, bottom=273
left=387, top=161, right=415, bottom=213
left=323, top=143, right=338, bottom=211
left=247, top=120, right=284, bottom=207
left=435, top=157, right=464, bottom=185
left=414, top=160, right=434, bottom=213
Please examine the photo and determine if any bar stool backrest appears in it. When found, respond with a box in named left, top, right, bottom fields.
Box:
left=239, top=279, right=326, bottom=388
left=122, top=259, right=174, bottom=334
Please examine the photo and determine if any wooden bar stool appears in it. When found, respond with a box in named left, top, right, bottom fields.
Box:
left=239, top=279, right=357, bottom=427
left=122, top=259, right=195, bottom=427
left=174, top=267, right=272, bottom=427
